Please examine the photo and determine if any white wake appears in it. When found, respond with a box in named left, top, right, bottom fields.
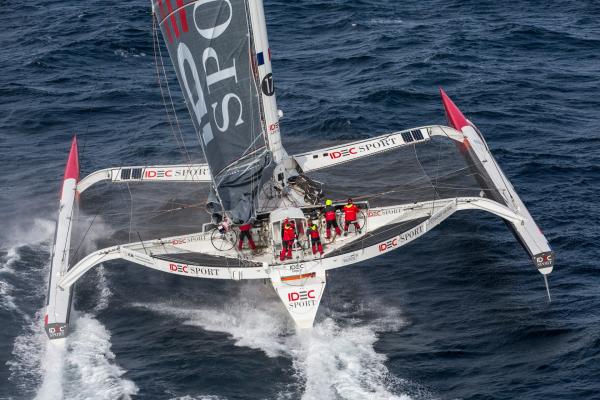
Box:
left=3, top=218, right=138, bottom=400
left=134, top=282, right=416, bottom=400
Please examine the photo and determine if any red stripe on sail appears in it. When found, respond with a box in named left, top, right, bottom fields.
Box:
left=157, top=0, right=173, bottom=43
left=176, top=0, right=188, bottom=32
left=165, top=0, right=180, bottom=38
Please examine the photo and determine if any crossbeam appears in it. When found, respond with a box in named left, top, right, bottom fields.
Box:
left=77, top=163, right=211, bottom=193
left=293, top=125, right=463, bottom=172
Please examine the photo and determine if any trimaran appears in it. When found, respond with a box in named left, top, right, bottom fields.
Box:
left=44, top=0, right=554, bottom=339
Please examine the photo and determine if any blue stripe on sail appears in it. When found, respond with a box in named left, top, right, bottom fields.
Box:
left=257, top=52, right=265, bottom=66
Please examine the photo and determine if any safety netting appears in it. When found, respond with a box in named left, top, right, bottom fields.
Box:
left=309, top=134, right=487, bottom=207
left=68, top=131, right=501, bottom=267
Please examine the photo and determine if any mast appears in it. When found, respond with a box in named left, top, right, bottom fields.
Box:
left=247, top=0, right=287, bottom=164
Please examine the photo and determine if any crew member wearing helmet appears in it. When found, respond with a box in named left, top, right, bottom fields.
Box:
left=343, top=198, right=361, bottom=235
left=280, top=218, right=296, bottom=261
left=307, top=219, right=324, bottom=256
left=324, top=199, right=341, bottom=239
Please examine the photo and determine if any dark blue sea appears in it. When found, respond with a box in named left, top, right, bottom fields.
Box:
left=1, top=0, right=599, bottom=399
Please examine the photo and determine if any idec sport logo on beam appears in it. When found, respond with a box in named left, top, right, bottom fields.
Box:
left=145, top=169, right=173, bottom=178
left=168, top=263, right=220, bottom=277
left=156, top=0, right=189, bottom=43
left=378, top=238, right=399, bottom=253
left=328, top=137, right=399, bottom=160
left=144, top=167, right=209, bottom=179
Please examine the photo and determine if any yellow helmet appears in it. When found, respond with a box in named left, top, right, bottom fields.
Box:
left=325, top=199, right=332, bottom=206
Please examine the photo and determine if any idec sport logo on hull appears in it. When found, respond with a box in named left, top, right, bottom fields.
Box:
left=288, top=290, right=316, bottom=302
left=287, top=289, right=317, bottom=310
left=534, top=252, right=554, bottom=269
left=378, top=238, right=399, bottom=253
left=45, top=323, right=68, bottom=339
left=378, top=225, right=426, bottom=253
left=328, top=137, right=399, bottom=160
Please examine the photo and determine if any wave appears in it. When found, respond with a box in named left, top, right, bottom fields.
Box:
left=132, top=282, right=425, bottom=400
left=3, top=218, right=137, bottom=399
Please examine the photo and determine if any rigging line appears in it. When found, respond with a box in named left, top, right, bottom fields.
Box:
left=137, top=231, right=149, bottom=255
left=440, top=125, right=516, bottom=206
left=126, top=182, right=135, bottom=243
left=413, top=143, right=442, bottom=196
left=152, top=16, right=189, bottom=163
left=412, top=143, right=441, bottom=216
left=434, top=132, right=443, bottom=200
left=75, top=201, right=207, bottom=219
left=68, top=187, right=120, bottom=265
left=111, top=192, right=198, bottom=207
left=469, top=125, right=518, bottom=205
left=225, top=145, right=269, bottom=165
left=154, top=18, right=196, bottom=168
left=68, top=213, right=99, bottom=266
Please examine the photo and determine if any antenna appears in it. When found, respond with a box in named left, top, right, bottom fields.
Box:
left=543, top=275, right=551, bottom=302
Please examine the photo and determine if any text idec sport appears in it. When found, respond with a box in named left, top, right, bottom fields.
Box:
left=368, top=207, right=405, bottom=218
left=144, top=167, right=209, bottom=179
left=328, top=137, right=399, bottom=159
left=168, top=263, right=219, bottom=277
left=378, top=224, right=425, bottom=252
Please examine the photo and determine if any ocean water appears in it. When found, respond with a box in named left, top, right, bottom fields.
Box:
left=1, top=0, right=600, bottom=399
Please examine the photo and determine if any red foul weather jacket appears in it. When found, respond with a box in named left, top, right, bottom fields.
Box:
left=239, top=223, right=252, bottom=231
left=343, top=204, right=359, bottom=221
left=309, top=225, right=320, bottom=239
left=324, top=205, right=336, bottom=221
left=282, top=224, right=296, bottom=241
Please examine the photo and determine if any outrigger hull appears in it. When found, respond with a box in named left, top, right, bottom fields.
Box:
left=440, top=89, right=554, bottom=275
left=45, top=136, right=78, bottom=339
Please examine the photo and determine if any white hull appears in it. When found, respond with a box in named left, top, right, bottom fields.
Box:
left=45, top=98, right=554, bottom=339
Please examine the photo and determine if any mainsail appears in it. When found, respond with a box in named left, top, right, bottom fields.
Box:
left=153, top=0, right=272, bottom=222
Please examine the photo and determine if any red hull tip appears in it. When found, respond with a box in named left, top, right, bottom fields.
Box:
left=439, top=88, right=469, bottom=131
left=64, top=136, right=79, bottom=181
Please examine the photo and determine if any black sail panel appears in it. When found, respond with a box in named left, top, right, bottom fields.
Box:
left=153, top=0, right=271, bottom=222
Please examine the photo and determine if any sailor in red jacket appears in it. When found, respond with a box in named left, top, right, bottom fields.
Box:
left=238, top=223, right=256, bottom=251
left=308, top=220, right=324, bottom=256
left=280, top=218, right=296, bottom=261
left=324, top=199, right=341, bottom=239
left=343, top=198, right=361, bottom=235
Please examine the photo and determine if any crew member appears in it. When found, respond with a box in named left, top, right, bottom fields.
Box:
left=308, top=219, right=324, bottom=256
left=324, top=199, right=341, bottom=239
left=343, top=198, right=361, bottom=235
left=280, top=218, right=296, bottom=261
left=238, top=223, right=256, bottom=251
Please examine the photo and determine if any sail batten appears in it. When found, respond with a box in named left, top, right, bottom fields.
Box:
left=153, top=0, right=272, bottom=222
